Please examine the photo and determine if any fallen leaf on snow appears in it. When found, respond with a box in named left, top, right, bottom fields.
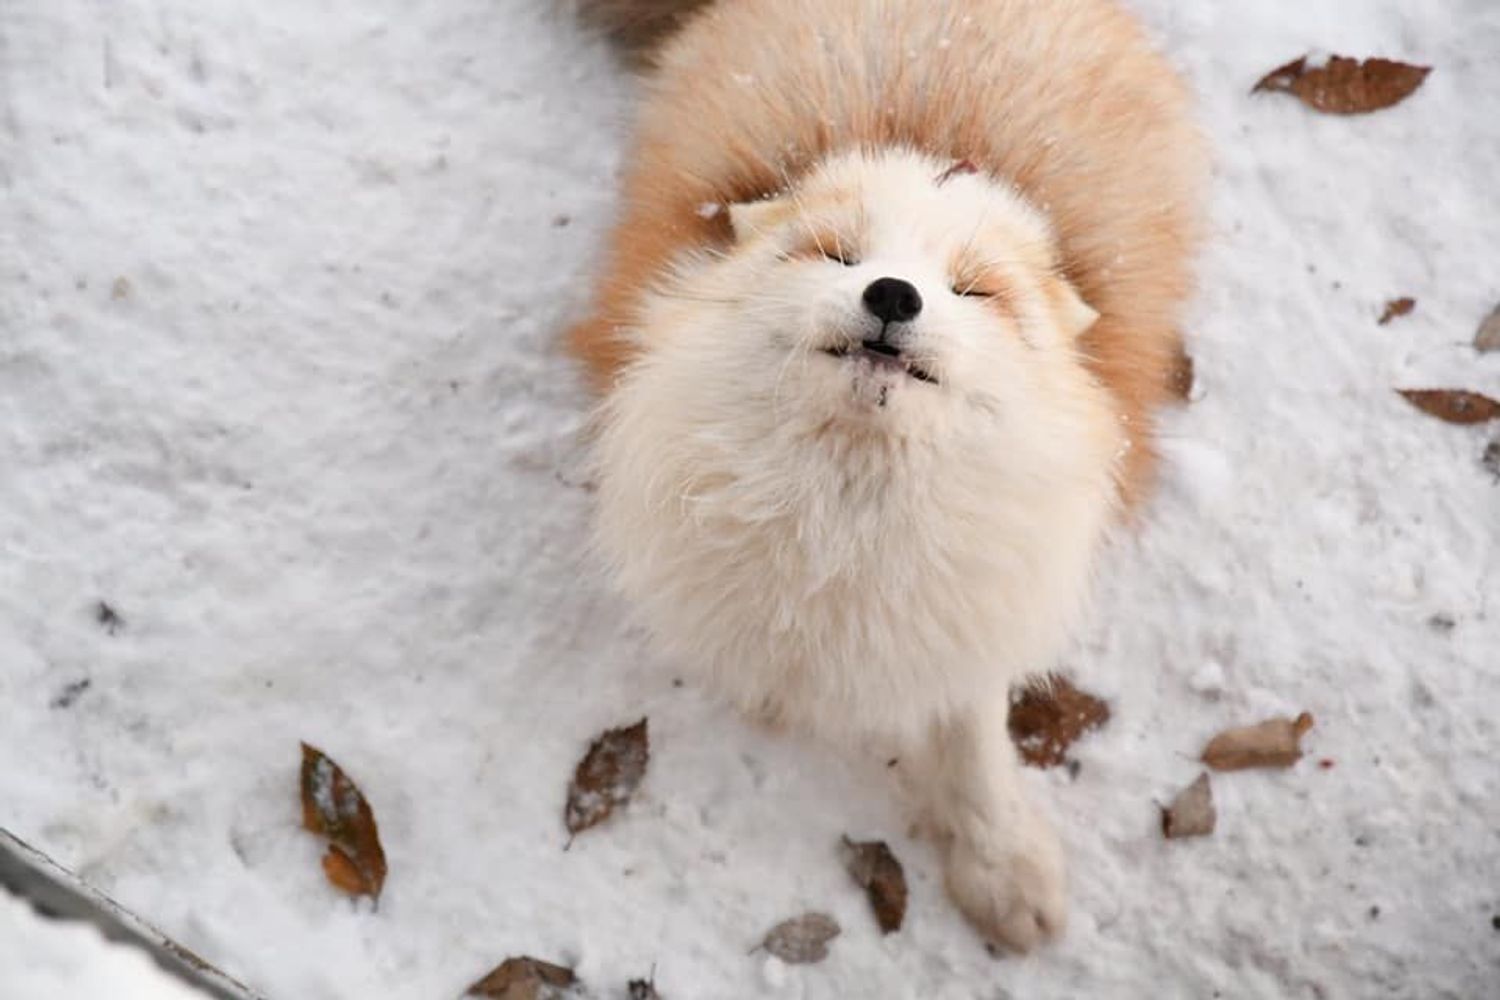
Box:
left=1378, top=297, right=1415, bottom=325
left=1475, top=303, right=1500, bottom=353
left=1253, top=55, right=1431, bottom=114
left=564, top=718, right=650, bottom=841
left=840, top=837, right=908, bottom=934
left=1201, top=713, right=1314, bottom=771
left=1161, top=773, right=1216, bottom=839
left=465, top=956, right=578, bottom=999
left=319, top=845, right=370, bottom=896
left=299, top=743, right=387, bottom=900
left=1008, top=676, right=1111, bottom=768
left=1397, top=389, right=1500, bottom=425
left=758, top=912, right=841, bottom=964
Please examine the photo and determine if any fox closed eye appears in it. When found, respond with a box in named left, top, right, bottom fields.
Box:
left=952, top=278, right=1001, bottom=298
left=778, top=246, right=858, bottom=265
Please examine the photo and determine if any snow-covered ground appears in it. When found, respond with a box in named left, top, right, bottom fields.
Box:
left=0, top=889, right=205, bottom=1000
left=2, top=1, right=1497, bottom=997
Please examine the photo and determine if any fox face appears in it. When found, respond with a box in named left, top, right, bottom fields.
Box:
left=626, top=149, right=1107, bottom=455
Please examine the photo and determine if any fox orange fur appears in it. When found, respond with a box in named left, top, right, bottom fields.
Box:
left=569, top=0, right=1206, bottom=952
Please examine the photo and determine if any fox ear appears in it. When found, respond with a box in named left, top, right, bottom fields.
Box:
left=728, top=196, right=791, bottom=242
left=1048, top=277, right=1099, bottom=339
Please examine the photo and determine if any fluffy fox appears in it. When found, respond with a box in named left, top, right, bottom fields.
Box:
left=569, top=0, right=1206, bottom=952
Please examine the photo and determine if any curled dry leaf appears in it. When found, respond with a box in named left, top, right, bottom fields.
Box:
left=1378, top=297, right=1415, bottom=326
left=1253, top=55, right=1431, bottom=114
left=1008, top=676, right=1111, bottom=768
left=759, top=912, right=841, bottom=964
left=1397, top=389, right=1500, bottom=426
left=1161, top=773, right=1217, bottom=840
left=299, top=743, right=387, bottom=900
left=1201, top=713, right=1314, bottom=771
left=1474, top=303, right=1500, bottom=353
left=465, top=956, right=577, bottom=999
left=564, top=718, right=650, bottom=840
left=840, top=837, right=908, bottom=934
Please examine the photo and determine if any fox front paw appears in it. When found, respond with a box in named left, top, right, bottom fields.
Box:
left=942, top=822, right=1068, bottom=954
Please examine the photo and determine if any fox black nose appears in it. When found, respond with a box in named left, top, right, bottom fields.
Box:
left=862, top=277, right=923, bottom=324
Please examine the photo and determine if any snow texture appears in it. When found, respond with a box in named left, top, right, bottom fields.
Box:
left=0, top=890, right=205, bottom=1000
left=2, top=1, right=1498, bottom=997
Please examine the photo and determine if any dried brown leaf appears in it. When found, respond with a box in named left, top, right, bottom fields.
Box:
left=465, top=956, right=578, bottom=999
left=759, top=912, right=840, bottom=964
left=1253, top=57, right=1309, bottom=95
left=320, top=846, right=367, bottom=895
left=1201, top=713, right=1314, bottom=771
left=1008, top=676, right=1111, bottom=768
left=564, top=718, right=650, bottom=839
left=1398, top=389, right=1500, bottom=426
left=1253, top=55, right=1431, bottom=114
left=1378, top=297, right=1416, bottom=326
left=1161, top=773, right=1217, bottom=839
left=840, top=837, right=908, bottom=934
left=299, top=743, right=387, bottom=899
left=1474, top=303, right=1500, bottom=353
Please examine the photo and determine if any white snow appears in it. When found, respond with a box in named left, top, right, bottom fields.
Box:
left=2, top=1, right=1498, bottom=998
left=0, top=890, right=206, bottom=1000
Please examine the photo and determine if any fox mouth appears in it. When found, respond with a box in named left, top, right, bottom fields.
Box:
left=822, top=342, right=938, bottom=384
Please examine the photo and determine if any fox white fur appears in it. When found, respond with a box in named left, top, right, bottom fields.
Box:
left=571, top=0, right=1206, bottom=952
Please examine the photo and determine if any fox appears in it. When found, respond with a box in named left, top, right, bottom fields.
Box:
left=567, top=0, right=1206, bottom=952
